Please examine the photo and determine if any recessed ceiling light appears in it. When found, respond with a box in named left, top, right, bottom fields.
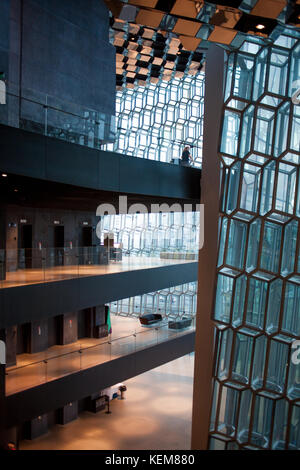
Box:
left=1, top=173, right=7, bottom=177
left=256, top=24, right=266, bottom=30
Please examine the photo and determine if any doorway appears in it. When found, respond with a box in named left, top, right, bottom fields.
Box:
left=19, top=224, right=33, bottom=269
left=81, top=226, right=93, bottom=247
left=54, top=226, right=64, bottom=266
left=81, top=226, right=93, bottom=264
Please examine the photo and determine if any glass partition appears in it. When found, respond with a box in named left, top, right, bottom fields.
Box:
left=0, top=244, right=198, bottom=289
left=0, top=80, right=115, bottom=148
left=5, top=316, right=195, bottom=396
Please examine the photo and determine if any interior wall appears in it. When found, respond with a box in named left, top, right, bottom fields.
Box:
left=3, top=205, right=98, bottom=256
left=4, top=0, right=115, bottom=114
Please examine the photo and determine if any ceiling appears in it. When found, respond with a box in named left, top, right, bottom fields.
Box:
left=104, top=0, right=300, bottom=88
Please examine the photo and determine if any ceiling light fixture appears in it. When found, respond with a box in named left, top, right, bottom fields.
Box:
left=256, top=24, right=265, bottom=30
left=1, top=173, right=7, bottom=177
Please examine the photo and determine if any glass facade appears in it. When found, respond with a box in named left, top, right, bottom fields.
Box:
left=102, top=212, right=199, bottom=321
left=100, top=211, right=200, bottom=257
left=103, top=73, right=204, bottom=167
left=110, top=282, right=197, bottom=320
left=210, top=28, right=300, bottom=450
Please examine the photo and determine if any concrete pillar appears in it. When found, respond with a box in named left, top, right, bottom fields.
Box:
left=191, top=44, right=225, bottom=450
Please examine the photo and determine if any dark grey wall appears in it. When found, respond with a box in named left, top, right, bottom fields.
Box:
left=0, top=124, right=201, bottom=200
left=3, top=0, right=115, bottom=129
left=20, top=0, right=115, bottom=116
left=0, top=0, right=10, bottom=74
left=0, top=0, right=10, bottom=130
left=3, top=204, right=98, bottom=254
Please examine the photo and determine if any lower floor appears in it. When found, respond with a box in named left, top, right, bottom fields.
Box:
left=19, top=354, right=194, bottom=450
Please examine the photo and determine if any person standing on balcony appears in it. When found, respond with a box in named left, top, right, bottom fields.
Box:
left=181, top=145, right=193, bottom=167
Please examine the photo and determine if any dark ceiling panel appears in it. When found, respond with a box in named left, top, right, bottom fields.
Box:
left=105, top=0, right=299, bottom=89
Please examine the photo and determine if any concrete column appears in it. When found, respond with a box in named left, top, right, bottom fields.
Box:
left=191, top=44, right=225, bottom=450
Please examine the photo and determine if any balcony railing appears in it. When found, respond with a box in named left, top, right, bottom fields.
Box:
left=0, top=246, right=198, bottom=288
left=0, top=80, right=116, bottom=149
left=5, top=316, right=195, bottom=396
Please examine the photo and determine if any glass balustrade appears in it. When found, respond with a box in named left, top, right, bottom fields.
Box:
left=5, top=316, right=195, bottom=396
left=0, top=80, right=115, bottom=148
left=0, top=245, right=198, bottom=289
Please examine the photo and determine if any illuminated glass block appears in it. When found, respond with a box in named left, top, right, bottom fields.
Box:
left=216, top=328, right=233, bottom=381
left=288, top=42, right=300, bottom=96
left=260, top=221, right=282, bottom=273
left=274, top=101, right=290, bottom=157
left=218, top=217, right=228, bottom=267
left=214, top=273, right=234, bottom=324
left=266, top=340, right=289, bottom=393
left=281, top=281, right=300, bottom=336
left=236, top=389, right=252, bottom=444
left=208, top=436, right=227, bottom=450
left=231, top=331, right=254, bottom=384
left=233, top=53, right=255, bottom=101
left=226, top=219, right=247, bottom=269
left=287, top=359, right=300, bottom=401
left=253, top=48, right=268, bottom=101
left=253, top=107, right=275, bottom=156
left=225, top=162, right=241, bottom=214
left=210, top=381, right=220, bottom=432
left=220, top=109, right=241, bottom=157
left=275, top=163, right=297, bottom=215
left=267, top=48, right=289, bottom=96
left=290, top=105, right=300, bottom=156
left=239, top=164, right=261, bottom=213
left=251, top=335, right=267, bottom=390
left=239, top=105, right=254, bottom=158
left=224, top=53, right=234, bottom=102
left=272, top=399, right=289, bottom=450
left=266, top=278, right=283, bottom=334
left=281, top=220, right=298, bottom=276
left=288, top=404, right=300, bottom=450
left=260, top=161, right=276, bottom=215
left=217, top=385, right=241, bottom=437
left=232, top=275, right=247, bottom=327
left=250, top=394, right=274, bottom=448
left=245, top=277, right=268, bottom=330
left=246, top=218, right=261, bottom=272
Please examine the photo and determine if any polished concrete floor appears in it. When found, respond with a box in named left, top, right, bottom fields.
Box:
left=6, top=315, right=193, bottom=396
left=20, top=354, right=194, bottom=450
left=1, top=256, right=193, bottom=289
